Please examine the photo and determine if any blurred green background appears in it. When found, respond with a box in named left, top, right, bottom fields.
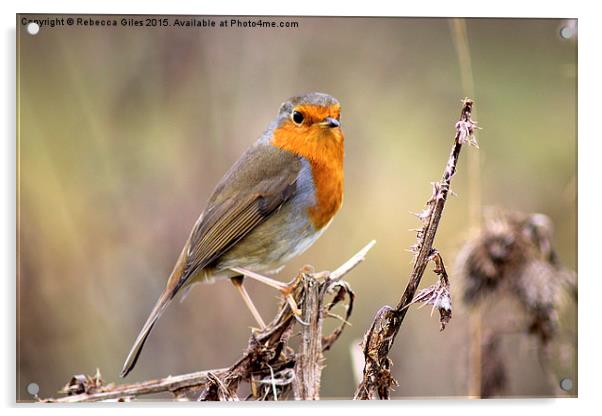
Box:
left=17, top=16, right=576, bottom=400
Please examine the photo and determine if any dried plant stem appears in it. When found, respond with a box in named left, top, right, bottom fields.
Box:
left=41, top=369, right=227, bottom=403
left=292, top=278, right=323, bottom=399
left=354, top=99, right=478, bottom=400
left=293, top=274, right=325, bottom=399
left=41, top=241, right=375, bottom=403
left=450, top=19, right=483, bottom=398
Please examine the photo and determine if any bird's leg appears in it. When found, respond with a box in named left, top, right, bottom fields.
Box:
left=229, top=267, right=288, bottom=291
left=230, top=276, right=266, bottom=330
left=229, top=267, right=307, bottom=325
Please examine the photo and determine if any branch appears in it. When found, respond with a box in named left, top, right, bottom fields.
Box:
left=354, top=99, right=478, bottom=400
left=330, top=240, right=376, bottom=282
left=293, top=274, right=324, bottom=399
left=290, top=240, right=372, bottom=400
left=41, top=241, right=375, bottom=402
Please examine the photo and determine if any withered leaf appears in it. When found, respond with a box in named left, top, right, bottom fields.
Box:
left=409, top=281, right=452, bottom=331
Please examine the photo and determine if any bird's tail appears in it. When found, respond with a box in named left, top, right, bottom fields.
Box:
left=120, top=246, right=190, bottom=378
left=120, top=290, right=174, bottom=378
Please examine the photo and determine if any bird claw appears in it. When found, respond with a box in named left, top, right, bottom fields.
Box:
left=286, top=294, right=309, bottom=326
left=229, top=266, right=309, bottom=325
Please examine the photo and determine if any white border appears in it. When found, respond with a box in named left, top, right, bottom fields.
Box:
left=3, top=0, right=599, bottom=414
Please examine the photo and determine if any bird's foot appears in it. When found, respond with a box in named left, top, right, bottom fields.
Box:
left=229, top=266, right=310, bottom=326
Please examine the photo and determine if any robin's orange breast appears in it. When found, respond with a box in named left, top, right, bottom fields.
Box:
left=306, top=161, right=344, bottom=229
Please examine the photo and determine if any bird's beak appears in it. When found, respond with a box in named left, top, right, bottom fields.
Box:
left=319, top=117, right=340, bottom=128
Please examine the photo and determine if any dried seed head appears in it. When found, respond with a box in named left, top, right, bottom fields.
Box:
left=457, top=209, right=530, bottom=305
left=456, top=208, right=575, bottom=344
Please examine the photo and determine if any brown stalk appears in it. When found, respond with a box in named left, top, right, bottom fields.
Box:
left=354, top=99, right=478, bottom=400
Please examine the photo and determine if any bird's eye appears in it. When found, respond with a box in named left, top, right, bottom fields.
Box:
left=292, top=111, right=304, bottom=125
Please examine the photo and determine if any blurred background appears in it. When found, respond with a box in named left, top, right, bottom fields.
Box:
left=17, top=16, right=576, bottom=400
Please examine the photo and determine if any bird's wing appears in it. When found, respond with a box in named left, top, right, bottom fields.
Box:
left=175, top=144, right=302, bottom=291
left=120, top=144, right=301, bottom=377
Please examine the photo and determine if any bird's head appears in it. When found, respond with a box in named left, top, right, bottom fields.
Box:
left=272, top=92, right=344, bottom=165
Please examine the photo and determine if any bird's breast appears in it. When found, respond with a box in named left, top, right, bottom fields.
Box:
left=270, top=120, right=344, bottom=230
left=305, top=159, right=344, bottom=230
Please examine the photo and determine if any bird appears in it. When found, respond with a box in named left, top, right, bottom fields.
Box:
left=121, top=92, right=344, bottom=377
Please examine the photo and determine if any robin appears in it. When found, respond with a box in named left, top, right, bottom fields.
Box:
left=121, top=92, right=344, bottom=377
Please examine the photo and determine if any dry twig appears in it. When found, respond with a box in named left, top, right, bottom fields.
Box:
left=41, top=241, right=375, bottom=402
left=354, top=99, right=478, bottom=400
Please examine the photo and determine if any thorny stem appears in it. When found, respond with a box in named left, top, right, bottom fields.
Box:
left=354, top=99, right=478, bottom=400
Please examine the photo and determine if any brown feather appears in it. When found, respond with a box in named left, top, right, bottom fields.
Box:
left=178, top=146, right=301, bottom=289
